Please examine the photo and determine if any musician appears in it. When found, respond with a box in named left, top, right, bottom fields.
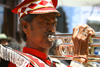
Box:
left=0, top=0, right=95, bottom=67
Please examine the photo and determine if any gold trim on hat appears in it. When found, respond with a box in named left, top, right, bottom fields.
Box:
left=30, top=6, right=54, bottom=11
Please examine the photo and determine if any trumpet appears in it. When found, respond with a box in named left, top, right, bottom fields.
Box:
left=48, top=32, right=100, bottom=62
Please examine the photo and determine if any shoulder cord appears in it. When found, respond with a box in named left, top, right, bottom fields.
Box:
left=51, top=60, right=59, bottom=67
left=51, top=60, right=54, bottom=67
left=50, top=58, right=62, bottom=67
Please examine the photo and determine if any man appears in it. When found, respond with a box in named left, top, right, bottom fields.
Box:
left=0, top=0, right=95, bottom=67
left=0, top=33, right=10, bottom=45
left=0, top=33, right=10, bottom=67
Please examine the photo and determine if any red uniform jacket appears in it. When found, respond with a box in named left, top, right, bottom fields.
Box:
left=7, top=47, right=83, bottom=67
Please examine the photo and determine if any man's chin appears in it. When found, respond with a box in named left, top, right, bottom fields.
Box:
left=42, top=38, right=54, bottom=47
left=45, top=41, right=54, bottom=47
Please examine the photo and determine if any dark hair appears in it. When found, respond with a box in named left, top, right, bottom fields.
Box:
left=19, top=14, right=37, bottom=41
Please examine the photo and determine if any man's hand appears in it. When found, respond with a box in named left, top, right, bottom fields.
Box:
left=72, top=24, right=95, bottom=64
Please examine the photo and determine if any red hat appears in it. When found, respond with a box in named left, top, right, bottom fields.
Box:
left=11, top=0, right=60, bottom=19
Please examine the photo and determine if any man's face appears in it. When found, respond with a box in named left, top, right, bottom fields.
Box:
left=26, top=13, right=57, bottom=50
left=0, top=39, right=8, bottom=45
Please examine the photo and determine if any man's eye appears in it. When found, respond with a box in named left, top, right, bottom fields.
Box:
left=53, top=23, right=57, bottom=26
left=43, top=21, right=46, bottom=24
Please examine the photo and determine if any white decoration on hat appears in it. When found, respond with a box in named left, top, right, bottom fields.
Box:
left=46, top=11, right=48, bottom=12
left=45, top=2, right=54, bottom=7
left=43, top=11, right=46, bottom=12
left=18, top=8, right=22, bottom=13
left=20, top=13, right=24, bottom=17
left=40, top=10, right=42, bottom=12
left=24, top=8, right=31, bottom=12
left=35, top=11, right=37, bottom=12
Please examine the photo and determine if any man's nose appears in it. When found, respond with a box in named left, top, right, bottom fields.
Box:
left=47, top=24, right=56, bottom=32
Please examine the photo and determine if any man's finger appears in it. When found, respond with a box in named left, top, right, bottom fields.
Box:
left=73, top=25, right=82, bottom=38
left=78, top=24, right=89, bottom=36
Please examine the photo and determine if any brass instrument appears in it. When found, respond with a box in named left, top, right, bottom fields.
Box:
left=48, top=32, right=100, bottom=62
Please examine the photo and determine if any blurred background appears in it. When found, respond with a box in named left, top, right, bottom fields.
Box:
left=0, top=0, right=100, bottom=66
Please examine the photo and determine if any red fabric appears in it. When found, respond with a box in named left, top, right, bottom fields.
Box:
left=8, top=62, right=16, bottom=67
left=23, top=47, right=52, bottom=66
left=7, top=47, right=72, bottom=67
left=23, top=47, right=47, bottom=61
left=28, top=3, right=37, bottom=9
left=7, top=47, right=54, bottom=67
left=39, top=0, right=48, bottom=5
left=67, top=66, right=73, bottom=67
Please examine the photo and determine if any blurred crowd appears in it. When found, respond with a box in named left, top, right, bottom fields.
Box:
left=0, top=32, right=25, bottom=51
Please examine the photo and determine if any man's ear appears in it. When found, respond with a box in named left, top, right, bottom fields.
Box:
left=21, top=20, right=30, bottom=33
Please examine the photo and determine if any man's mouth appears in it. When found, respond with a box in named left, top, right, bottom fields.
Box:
left=48, top=35, right=55, bottom=42
left=44, top=31, right=55, bottom=42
